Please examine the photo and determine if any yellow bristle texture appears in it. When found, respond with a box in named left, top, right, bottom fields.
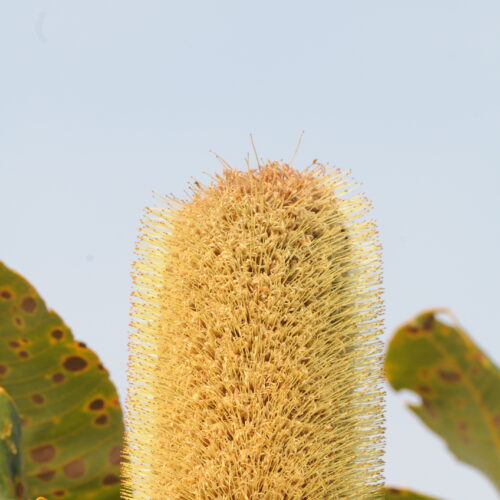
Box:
left=122, top=161, right=385, bottom=499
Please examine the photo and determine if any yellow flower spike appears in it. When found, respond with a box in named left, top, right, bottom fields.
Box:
left=122, top=161, right=385, bottom=499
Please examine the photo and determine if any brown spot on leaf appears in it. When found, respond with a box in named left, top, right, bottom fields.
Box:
left=0, top=289, right=12, bottom=300
left=416, top=385, right=431, bottom=395
left=109, top=446, right=121, bottom=466
left=438, top=368, right=461, bottom=382
left=95, top=414, right=108, bottom=426
left=15, top=481, right=23, bottom=499
left=78, top=342, right=87, bottom=348
left=30, top=444, right=56, bottom=463
left=102, top=473, right=120, bottom=485
left=32, top=394, right=45, bottom=405
left=63, top=356, right=87, bottom=372
left=89, top=398, right=105, bottom=411
left=458, top=420, right=470, bottom=443
left=51, top=329, right=64, bottom=340
left=14, top=317, right=24, bottom=328
left=420, top=314, right=435, bottom=330
left=422, top=398, right=435, bottom=416
left=37, top=469, right=56, bottom=481
left=53, top=490, right=65, bottom=497
left=474, top=351, right=485, bottom=362
left=493, top=415, right=500, bottom=428
left=63, top=459, right=85, bottom=479
left=21, top=297, right=36, bottom=313
left=387, top=488, right=402, bottom=495
left=0, top=365, right=7, bottom=376
left=52, top=373, right=64, bottom=384
left=19, top=350, right=29, bottom=359
left=97, top=363, right=105, bottom=371
left=8, top=340, right=20, bottom=349
left=407, top=325, right=419, bottom=335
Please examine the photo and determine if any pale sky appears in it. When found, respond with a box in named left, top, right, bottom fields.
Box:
left=1, top=2, right=499, bottom=499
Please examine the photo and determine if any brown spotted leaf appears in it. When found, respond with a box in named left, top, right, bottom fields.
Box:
left=0, top=387, right=23, bottom=499
left=384, top=487, right=442, bottom=499
left=0, top=262, right=123, bottom=499
left=386, top=310, right=500, bottom=493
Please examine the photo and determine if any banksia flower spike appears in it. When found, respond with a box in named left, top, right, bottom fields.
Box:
left=123, top=160, right=385, bottom=499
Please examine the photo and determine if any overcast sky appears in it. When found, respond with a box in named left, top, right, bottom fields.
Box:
left=1, top=2, right=499, bottom=499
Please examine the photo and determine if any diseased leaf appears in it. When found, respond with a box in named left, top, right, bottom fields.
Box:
left=0, top=262, right=123, bottom=499
left=384, top=486, right=442, bottom=499
left=0, top=387, right=22, bottom=499
left=386, top=309, right=500, bottom=492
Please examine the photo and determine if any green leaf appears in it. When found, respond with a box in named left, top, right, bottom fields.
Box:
left=0, top=387, right=22, bottom=499
left=386, top=309, right=500, bottom=492
left=384, top=486, right=442, bottom=499
left=0, top=262, right=123, bottom=500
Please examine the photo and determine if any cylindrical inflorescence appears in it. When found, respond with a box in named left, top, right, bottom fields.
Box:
left=122, top=161, right=385, bottom=499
